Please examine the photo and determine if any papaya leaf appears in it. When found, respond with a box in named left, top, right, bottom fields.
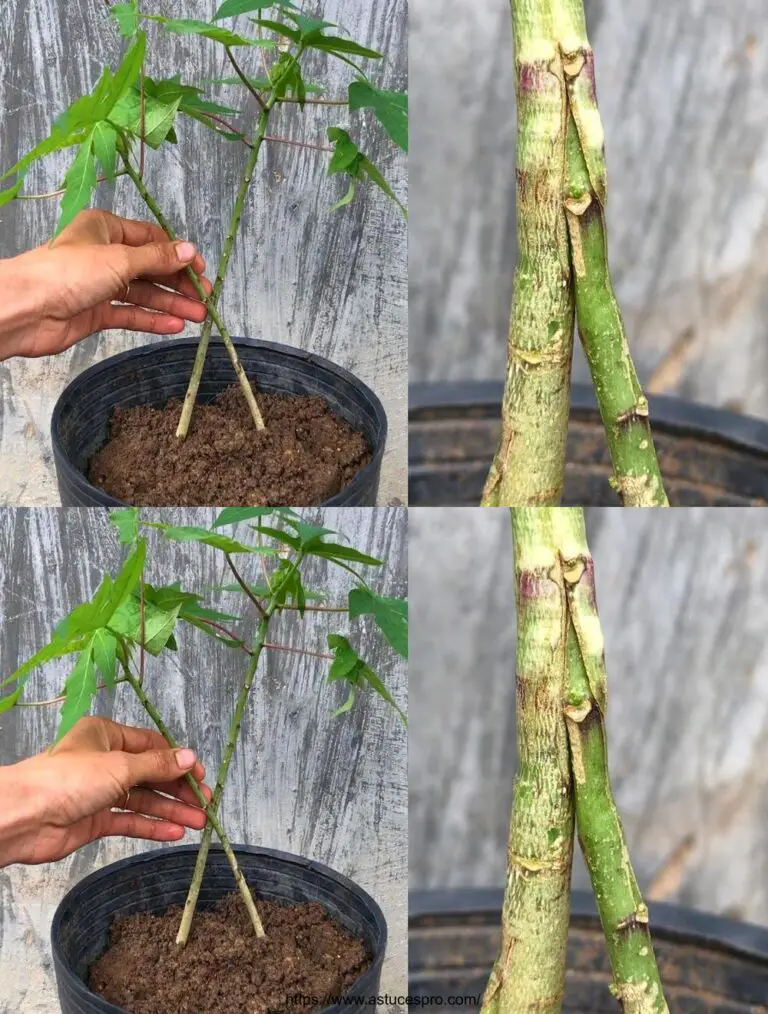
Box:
left=108, top=598, right=182, bottom=656
left=109, top=507, right=139, bottom=546
left=326, top=634, right=405, bottom=724
left=348, top=588, right=408, bottom=658
left=327, top=127, right=406, bottom=217
left=0, top=635, right=89, bottom=693
left=348, top=80, right=408, bottom=152
left=91, top=628, right=118, bottom=689
left=214, top=0, right=298, bottom=18
left=251, top=525, right=301, bottom=551
left=109, top=90, right=182, bottom=149
left=54, top=132, right=98, bottom=237
left=310, top=542, right=383, bottom=567
left=310, top=37, right=382, bottom=60
left=109, top=1, right=140, bottom=38
left=0, top=176, right=24, bottom=208
left=251, top=18, right=301, bottom=43
left=329, top=178, right=356, bottom=213
left=0, top=685, right=24, bottom=714
left=57, top=643, right=97, bottom=741
left=331, top=687, right=356, bottom=719
left=54, top=541, right=146, bottom=641
left=148, top=16, right=273, bottom=47
left=213, top=507, right=299, bottom=528
left=92, top=121, right=119, bottom=182
left=147, top=523, right=277, bottom=554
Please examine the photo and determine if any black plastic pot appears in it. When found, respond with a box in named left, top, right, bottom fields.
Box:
left=410, top=381, right=768, bottom=506
left=52, top=844, right=387, bottom=1014
left=51, top=338, right=388, bottom=507
left=410, top=888, right=768, bottom=1011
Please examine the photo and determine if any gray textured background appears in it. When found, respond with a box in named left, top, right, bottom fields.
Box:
left=0, top=507, right=407, bottom=1012
left=0, top=0, right=407, bottom=506
left=410, top=507, right=768, bottom=929
left=410, top=0, right=768, bottom=421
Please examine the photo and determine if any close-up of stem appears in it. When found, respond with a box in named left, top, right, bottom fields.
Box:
left=557, top=510, right=669, bottom=1011
left=481, top=508, right=574, bottom=1013
left=482, top=2, right=574, bottom=508
left=557, top=1, right=668, bottom=507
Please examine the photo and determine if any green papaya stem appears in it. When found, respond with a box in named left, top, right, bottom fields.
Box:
left=120, top=663, right=265, bottom=940
left=557, top=510, right=669, bottom=1012
left=482, top=0, right=575, bottom=507
left=174, top=44, right=305, bottom=439
left=481, top=508, right=574, bottom=1014
left=553, top=0, right=668, bottom=506
left=118, top=151, right=266, bottom=433
left=175, top=551, right=305, bottom=947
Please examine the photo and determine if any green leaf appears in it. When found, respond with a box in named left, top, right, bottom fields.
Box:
left=284, top=13, right=336, bottom=39
left=329, top=178, right=356, bottom=213
left=110, top=507, right=139, bottom=545
left=251, top=18, right=301, bottom=43
left=327, top=634, right=362, bottom=681
left=325, top=634, right=405, bottom=724
left=0, top=685, right=24, bottom=714
left=148, top=17, right=273, bottom=47
left=251, top=525, right=302, bottom=551
left=213, top=75, right=325, bottom=95
left=92, top=121, right=118, bottom=182
left=57, top=643, right=97, bottom=741
left=105, top=32, right=147, bottom=112
left=109, top=598, right=182, bottom=655
left=0, top=176, right=24, bottom=208
left=110, top=1, right=140, bottom=38
left=214, top=0, right=298, bottom=18
left=348, top=81, right=408, bottom=152
left=109, top=90, right=182, bottom=149
left=326, top=127, right=406, bottom=217
left=310, top=37, right=382, bottom=60
left=91, top=629, right=118, bottom=689
left=54, top=132, right=98, bottom=237
left=331, top=687, right=356, bottom=719
left=1, top=131, right=86, bottom=185
left=348, top=588, right=408, bottom=658
left=1, top=636, right=90, bottom=693
left=147, top=523, right=277, bottom=554
left=213, top=507, right=299, bottom=528
left=310, top=542, right=383, bottom=567
left=54, top=541, right=147, bottom=641
left=283, top=520, right=337, bottom=548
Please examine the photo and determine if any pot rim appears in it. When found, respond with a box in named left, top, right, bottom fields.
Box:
left=52, top=844, right=388, bottom=1014
left=51, top=337, right=388, bottom=508
left=409, top=380, right=768, bottom=459
left=409, top=886, right=768, bottom=966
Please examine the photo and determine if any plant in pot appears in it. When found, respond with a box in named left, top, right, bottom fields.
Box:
left=1, top=0, right=407, bottom=508
left=0, top=506, right=407, bottom=1014
left=408, top=0, right=768, bottom=508
left=409, top=507, right=768, bottom=1012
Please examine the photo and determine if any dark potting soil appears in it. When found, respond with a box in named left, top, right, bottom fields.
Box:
left=88, top=893, right=371, bottom=1014
left=87, top=386, right=372, bottom=506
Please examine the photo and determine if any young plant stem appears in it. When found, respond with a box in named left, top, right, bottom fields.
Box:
left=557, top=510, right=669, bottom=1012
left=481, top=508, right=574, bottom=1014
left=481, top=1, right=575, bottom=507
left=176, top=551, right=305, bottom=947
left=118, top=151, right=266, bottom=433
left=120, top=663, right=265, bottom=939
left=555, top=0, right=668, bottom=506
left=174, top=45, right=306, bottom=439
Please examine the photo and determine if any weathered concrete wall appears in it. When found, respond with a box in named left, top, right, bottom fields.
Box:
left=410, top=0, right=768, bottom=422
left=0, top=507, right=407, bottom=1011
left=0, top=0, right=407, bottom=505
left=410, top=507, right=768, bottom=930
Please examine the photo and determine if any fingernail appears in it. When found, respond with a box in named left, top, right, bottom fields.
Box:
left=175, top=241, right=196, bottom=262
left=175, top=748, right=196, bottom=769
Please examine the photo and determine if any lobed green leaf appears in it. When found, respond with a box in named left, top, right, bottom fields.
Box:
left=214, top=0, right=298, bottom=18
left=54, top=132, right=98, bottom=237
left=148, top=16, right=273, bottom=47
left=348, top=587, right=408, bottom=658
left=213, top=507, right=299, bottom=528
left=109, top=1, right=140, bottom=38
left=348, top=80, right=408, bottom=152
left=56, top=643, right=97, bottom=741
left=147, top=523, right=278, bottom=555
left=109, top=507, right=139, bottom=546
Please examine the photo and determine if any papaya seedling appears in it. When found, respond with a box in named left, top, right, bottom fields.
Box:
left=483, top=507, right=668, bottom=1011
left=1, top=1, right=407, bottom=440
left=482, top=0, right=668, bottom=507
left=0, top=506, right=407, bottom=948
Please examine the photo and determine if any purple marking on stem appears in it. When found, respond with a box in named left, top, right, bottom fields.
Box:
left=581, top=49, right=598, bottom=104
left=518, top=62, right=549, bottom=93
left=581, top=557, right=598, bottom=610
left=519, top=570, right=550, bottom=601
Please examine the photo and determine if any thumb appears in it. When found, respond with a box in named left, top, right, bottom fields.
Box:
left=113, top=747, right=198, bottom=790
left=120, top=240, right=198, bottom=280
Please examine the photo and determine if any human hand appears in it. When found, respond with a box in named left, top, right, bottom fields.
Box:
left=0, top=209, right=214, bottom=360
left=0, top=717, right=213, bottom=866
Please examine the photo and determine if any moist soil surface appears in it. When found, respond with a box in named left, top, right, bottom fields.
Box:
left=88, top=386, right=372, bottom=506
left=88, top=893, right=371, bottom=1014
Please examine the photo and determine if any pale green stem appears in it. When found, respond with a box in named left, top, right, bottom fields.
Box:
left=175, top=551, right=305, bottom=947
left=482, top=0, right=575, bottom=507
left=119, top=152, right=266, bottom=433
left=120, top=663, right=265, bottom=939
left=481, top=508, right=574, bottom=1014
left=175, top=44, right=305, bottom=438
left=556, top=509, right=669, bottom=1012
left=554, top=0, right=669, bottom=506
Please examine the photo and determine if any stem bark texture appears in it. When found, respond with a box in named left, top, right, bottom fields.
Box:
left=481, top=508, right=574, bottom=1013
